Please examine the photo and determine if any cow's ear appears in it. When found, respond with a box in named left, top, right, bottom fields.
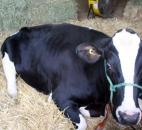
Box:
left=76, top=43, right=101, bottom=63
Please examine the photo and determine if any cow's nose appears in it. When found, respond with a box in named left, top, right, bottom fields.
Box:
left=118, top=111, right=141, bottom=125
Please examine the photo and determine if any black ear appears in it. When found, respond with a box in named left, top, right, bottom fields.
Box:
left=76, top=43, right=102, bottom=63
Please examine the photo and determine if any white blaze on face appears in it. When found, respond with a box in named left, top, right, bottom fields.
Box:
left=113, top=29, right=141, bottom=118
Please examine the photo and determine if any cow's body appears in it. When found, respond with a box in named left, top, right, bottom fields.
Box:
left=1, top=23, right=142, bottom=130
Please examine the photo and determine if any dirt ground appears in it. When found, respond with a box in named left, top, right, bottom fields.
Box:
left=0, top=2, right=142, bottom=130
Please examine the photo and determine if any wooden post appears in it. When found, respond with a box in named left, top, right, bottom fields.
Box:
left=76, top=0, right=89, bottom=20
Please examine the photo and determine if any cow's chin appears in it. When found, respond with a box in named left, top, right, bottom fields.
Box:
left=116, top=116, right=141, bottom=125
left=112, top=114, right=137, bottom=126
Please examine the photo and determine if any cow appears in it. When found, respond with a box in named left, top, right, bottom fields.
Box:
left=1, top=23, right=142, bottom=130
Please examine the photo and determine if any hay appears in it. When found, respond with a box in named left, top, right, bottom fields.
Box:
left=70, top=18, right=142, bottom=37
left=0, top=74, right=74, bottom=130
left=132, top=0, right=142, bottom=5
left=0, top=0, right=77, bottom=31
left=1, top=0, right=142, bottom=31
left=0, top=17, right=142, bottom=130
left=123, top=0, right=142, bottom=20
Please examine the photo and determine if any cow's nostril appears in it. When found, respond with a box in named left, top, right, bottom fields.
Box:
left=118, top=111, right=140, bottom=125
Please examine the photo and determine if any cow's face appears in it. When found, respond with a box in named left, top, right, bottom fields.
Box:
left=111, top=29, right=142, bottom=125
left=76, top=29, right=142, bottom=125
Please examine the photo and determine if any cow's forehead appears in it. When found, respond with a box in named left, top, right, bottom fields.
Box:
left=112, top=29, right=141, bottom=83
left=112, top=29, right=140, bottom=49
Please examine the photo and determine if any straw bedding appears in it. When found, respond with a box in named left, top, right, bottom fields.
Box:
left=0, top=16, right=142, bottom=130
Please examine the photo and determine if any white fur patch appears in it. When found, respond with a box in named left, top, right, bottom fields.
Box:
left=79, top=106, right=90, bottom=117
left=88, top=27, right=93, bottom=30
left=113, top=29, right=141, bottom=122
left=48, top=92, right=52, bottom=102
left=2, top=52, right=17, bottom=97
left=76, top=114, right=87, bottom=130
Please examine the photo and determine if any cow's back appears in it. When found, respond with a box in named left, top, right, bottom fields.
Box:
left=1, top=23, right=110, bottom=94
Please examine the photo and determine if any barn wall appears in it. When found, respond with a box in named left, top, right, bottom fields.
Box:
left=0, top=0, right=77, bottom=31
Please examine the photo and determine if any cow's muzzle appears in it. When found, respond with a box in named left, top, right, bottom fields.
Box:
left=117, top=109, right=141, bottom=125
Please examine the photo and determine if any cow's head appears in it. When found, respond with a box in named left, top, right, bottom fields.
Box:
left=112, top=29, right=142, bottom=125
left=76, top=29, right=142, bottom=125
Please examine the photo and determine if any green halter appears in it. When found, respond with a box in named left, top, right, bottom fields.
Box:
left=104, top=60, right=142, bottom=104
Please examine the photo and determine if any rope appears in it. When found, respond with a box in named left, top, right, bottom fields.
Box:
left=104, top=60, right=142, bottom=105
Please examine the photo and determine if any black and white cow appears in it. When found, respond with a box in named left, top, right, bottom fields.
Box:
left=1, top=23, right=142, bottom=130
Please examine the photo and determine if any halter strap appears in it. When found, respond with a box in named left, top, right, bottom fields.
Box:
left=104, top=60, right=142, bottom=105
